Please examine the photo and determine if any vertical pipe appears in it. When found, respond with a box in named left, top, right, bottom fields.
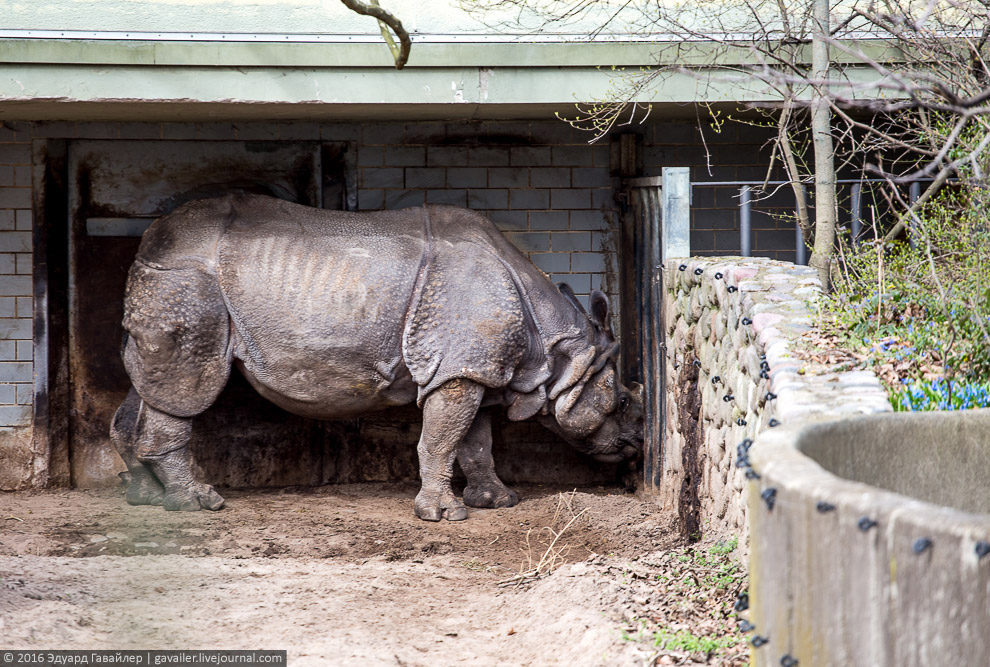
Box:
left=636, top=187, right=656, bottom=493
left=851, top=182, right=862, bottom=246
left=640, top=187, right=665, bottom=490
left=658, top=167, right=690, bottom=492
left=740, top=185, right=752, bottom=257
left=796, top=215, right=807, bottom=265
left=648, top=185, right=664, bottom=491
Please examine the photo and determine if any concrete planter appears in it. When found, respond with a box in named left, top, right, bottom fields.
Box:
left=748, top=410, right=990, bottom=667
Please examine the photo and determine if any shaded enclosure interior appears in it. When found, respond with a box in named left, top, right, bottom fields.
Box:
left=5, top=118, right=811, bottom=492
left=50, top=130, right=630, bottom=490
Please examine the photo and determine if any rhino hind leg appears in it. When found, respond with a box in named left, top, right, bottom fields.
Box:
left=121, top=397, right=224, bottom=512
left=415, top=379, right=485, bottom=522
left=458, top=409, right=519, bottom=509
left=110, top=388, right=165, bottom=506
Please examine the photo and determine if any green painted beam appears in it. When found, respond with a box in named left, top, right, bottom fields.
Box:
left=0, top=62, right=891, bottom=113
left=0, top=38, right=907, bottom=68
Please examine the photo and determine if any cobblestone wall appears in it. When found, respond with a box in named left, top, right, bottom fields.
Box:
left=661, top=257, right=890, bottom=542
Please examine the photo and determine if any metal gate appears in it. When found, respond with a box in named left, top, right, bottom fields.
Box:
left=623, top=168, right=690, bottom=494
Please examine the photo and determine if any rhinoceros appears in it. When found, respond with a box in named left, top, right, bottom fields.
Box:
left=109, top=194, right=643, bottom=521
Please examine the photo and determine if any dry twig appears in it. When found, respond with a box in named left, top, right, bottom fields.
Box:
left=497, top=493, right=588, bottom=588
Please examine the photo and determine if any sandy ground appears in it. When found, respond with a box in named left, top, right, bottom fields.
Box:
left=0, top=484, right=747, bottom=666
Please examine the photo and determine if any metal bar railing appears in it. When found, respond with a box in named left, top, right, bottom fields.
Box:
left=739, top=185, right=752, bottom=257
left=692, top=178, right=943, bottom=262
left=795, top=215, right=807, bottom=265
left=850, top=182, right=863, bottom=246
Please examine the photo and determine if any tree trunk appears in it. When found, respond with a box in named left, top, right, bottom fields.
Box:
left=810, top=0, right=836, bottom=288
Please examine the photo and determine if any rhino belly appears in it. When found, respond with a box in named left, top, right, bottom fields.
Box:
left=235, top=357, right=418, bottom=419
left=217, top=222, right=423, bottom=419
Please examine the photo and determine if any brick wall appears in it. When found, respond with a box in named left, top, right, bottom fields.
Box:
left=354, top=122, right=618, bottom=311
left=0, top=124, right=33, bottom=430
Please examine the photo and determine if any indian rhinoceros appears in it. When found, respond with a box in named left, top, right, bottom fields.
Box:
left=109, top=194, right=643, bottom=521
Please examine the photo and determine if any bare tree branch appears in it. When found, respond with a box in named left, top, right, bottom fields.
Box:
left=340, top=0, right=411, bottom=69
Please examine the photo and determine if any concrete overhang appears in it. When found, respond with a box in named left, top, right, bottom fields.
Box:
left=0, top=37, right=900, bottom=122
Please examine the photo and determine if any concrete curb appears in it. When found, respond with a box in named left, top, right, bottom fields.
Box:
left=747, top=412, right=990, bottom=667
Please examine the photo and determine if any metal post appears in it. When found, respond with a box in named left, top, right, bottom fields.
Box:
left=850, top=182, right=862, bottom=246
left=740, top=185, right=751, bottom=257
left=661, top=167, right=691, bottom=261
left=795, top=214, right=807, bottom=265
left=659, top=167, right=689, bottom=492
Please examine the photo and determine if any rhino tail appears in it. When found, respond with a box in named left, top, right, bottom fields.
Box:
left=122, top=260, right=233, bottom=417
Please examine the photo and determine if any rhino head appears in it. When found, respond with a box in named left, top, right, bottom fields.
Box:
left=540, top=286, right=644, bottom=464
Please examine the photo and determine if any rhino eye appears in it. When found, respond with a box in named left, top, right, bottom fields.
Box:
left=618, top=395, right=629, bottom=412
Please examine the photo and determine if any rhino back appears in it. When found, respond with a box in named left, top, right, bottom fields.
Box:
left=136, top=196, right=232, bottom=271
left=427, top=206, right=592, bottom=344
left=216, top=196, right=425, bottom=413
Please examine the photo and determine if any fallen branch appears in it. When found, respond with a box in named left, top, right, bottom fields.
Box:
left=497, top=507, right=589, bottom=588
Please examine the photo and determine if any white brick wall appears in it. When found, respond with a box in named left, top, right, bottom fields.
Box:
left=354, top=121, right=618, bottom=311
left=0, top=126, right=32, bottom=428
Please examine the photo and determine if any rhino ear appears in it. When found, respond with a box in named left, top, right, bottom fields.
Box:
left=589, top=290, right=610, bottom=330
left=557, top=282, right=587, bottom=315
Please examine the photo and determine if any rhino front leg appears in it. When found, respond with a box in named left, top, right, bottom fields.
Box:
left=415, top=378, right=485, bottom=522
left=110, top=388, right=166, bottom=506
left=131, top=402, right=224, bottom=512
left=458, top=409, right=519, bottom=509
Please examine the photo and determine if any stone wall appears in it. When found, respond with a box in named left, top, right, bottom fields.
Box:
left=660, top=257, right=891, bottom=541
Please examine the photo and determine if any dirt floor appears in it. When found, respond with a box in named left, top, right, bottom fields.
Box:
left=0, top=484, right=748, bottom=666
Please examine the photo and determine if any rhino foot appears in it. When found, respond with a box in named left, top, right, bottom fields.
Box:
left=124, top=469, right=166, bottom=506
left=463, top=484, right=519, bottom=509
left=414, top=490, right=468, bottom=522
left=163, top=483, right=225, bottom=512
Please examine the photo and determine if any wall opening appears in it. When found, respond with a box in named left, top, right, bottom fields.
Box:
left=32, top=126, right=627, bottom=492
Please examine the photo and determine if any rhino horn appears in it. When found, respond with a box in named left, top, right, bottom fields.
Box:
left=629, top=381, right=645, bottom=412
left=629, top=381, right=645, bottom=404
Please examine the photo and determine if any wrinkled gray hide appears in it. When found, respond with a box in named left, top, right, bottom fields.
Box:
left=110, top=194, right=643, bottom=521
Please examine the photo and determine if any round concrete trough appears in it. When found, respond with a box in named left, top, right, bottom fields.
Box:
left=747, top=410, right=990, bottom=667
